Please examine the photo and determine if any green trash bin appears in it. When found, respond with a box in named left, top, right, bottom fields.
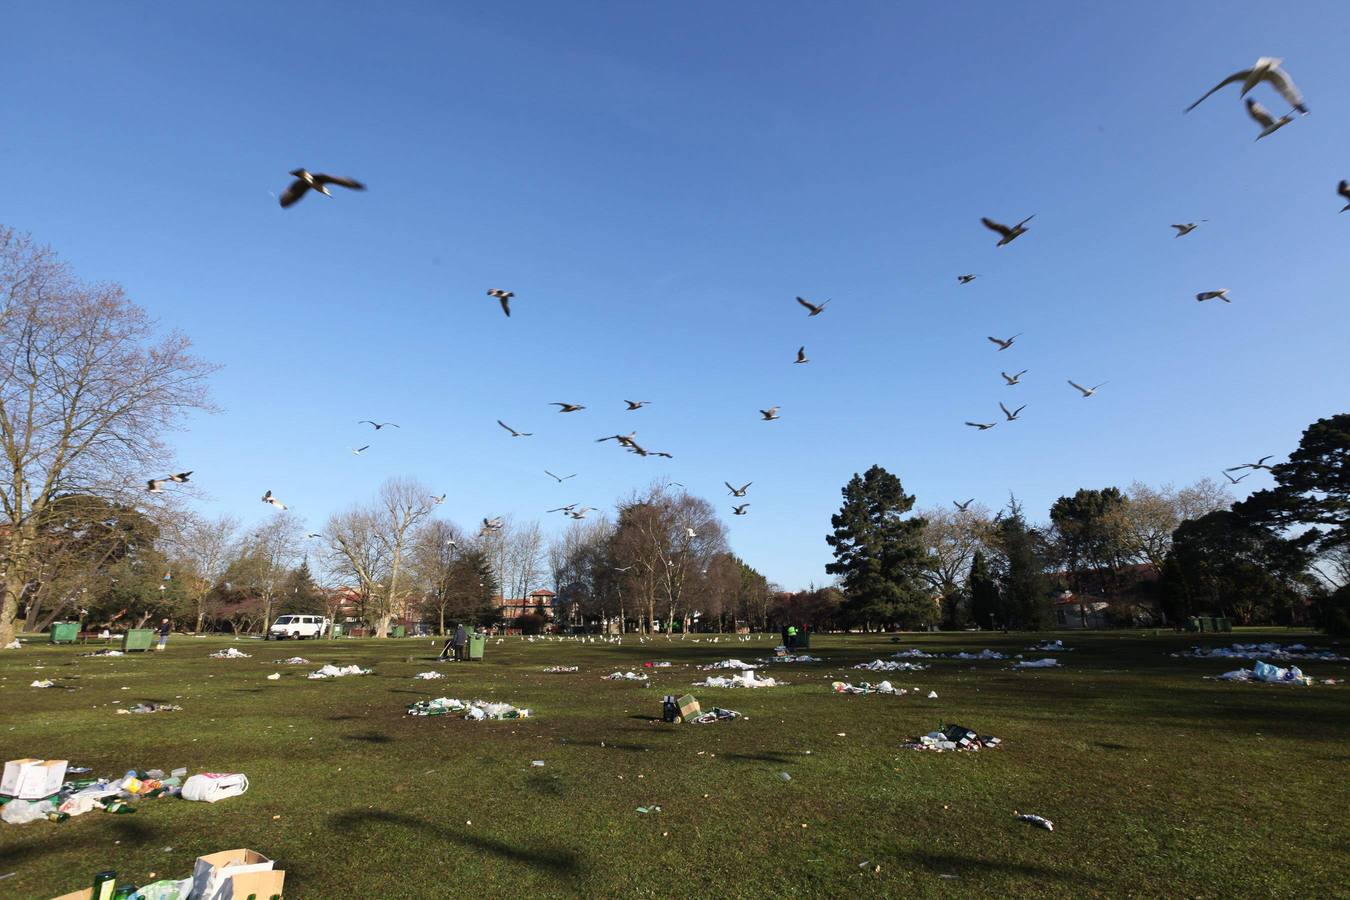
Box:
left=467, top=633, right=485, bottom=661
left=331, top=623, right=343, bottom=638
left=1216, top=617, right=1232, bottom=633
left=391, top=625, right=406, bottom=639
left=50, top=622, right=79, bottom=644
left=123, top=629, right=155, bottom=652
left=795, top=630, right=810, bottom=650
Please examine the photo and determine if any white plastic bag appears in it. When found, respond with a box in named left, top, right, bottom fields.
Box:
left=1, top=798, right=55, bottom=824
left=180, top=772, right=249, bottom=803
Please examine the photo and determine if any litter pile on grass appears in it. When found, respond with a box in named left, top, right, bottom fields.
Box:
left=603, top=671, right=649, bottom=681
left=1012, top=658, right=1060, bottom=669
left=831, top=680, right=906, bottom=695
left=694, top=670, right=780, bottom=688
left=307, top=664, right=371, bottom=679
left=1175, top=643, right=1348, bottom=662
left=689, top=707, right=741, bottom=724
left=1211, top=660, right=1320, bottom=685
left=905, top=723, right=1003, bottom=752
left=854, top=659, right=928, bottom=672
left=209, top=648, right=252, bottom=659
left=699, top=659, right=757, bottom=671
left=1028, top=640, right=1072, bottom=652
left=407, top=698, right=531, bottom=719
left=117, top=703, right=181, bottom=714
left=543, top=665, right=579, bottom=673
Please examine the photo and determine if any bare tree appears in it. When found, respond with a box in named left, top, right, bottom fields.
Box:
left=162, top=512, right=240, bottom=633
left=323, top=505, right=388, bottom=633
left=373, top=477, right=436, bottom=637
left=411, top=518, right=468, bottom=636
left=548, top=516, right=615, bottom=631
left=503, top=520, right=546, bottom=604
left=1113, top=479, right=1232, bottom=574
left=918, top=504, right=996, bottom=626
left=0, top=227, right=217, bottom=648
left=231, top=512, right=305, bottom=634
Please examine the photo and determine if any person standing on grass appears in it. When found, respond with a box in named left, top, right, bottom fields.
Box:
left=453, top=622, right=468, bottom=661
left=156, top=618, right=171, bottom=651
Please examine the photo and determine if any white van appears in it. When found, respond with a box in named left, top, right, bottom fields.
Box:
left=268, top=615, right=330, bottom=640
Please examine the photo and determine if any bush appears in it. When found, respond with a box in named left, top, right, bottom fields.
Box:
left=1318, top=584, right=1350, bottom=636
left=516, top=613, right=547, bottom=636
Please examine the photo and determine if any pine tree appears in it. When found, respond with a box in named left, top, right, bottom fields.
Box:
left=278, top=560, right=325, bottom=616
left=825, top=465, right=933, bottom=629
left=995, top=500, right=1053, bottom=630
left=967, top=549, right=1000, bottom=629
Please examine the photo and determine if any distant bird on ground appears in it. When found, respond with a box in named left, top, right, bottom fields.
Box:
left=953, top=499, right=974, bottom=511
left=981, top=215, right=1034, bottom=247
left=146, top=479, right=167, bottom=493
left=988, top=334, right=1021, bottom=351
left=547, top=504, right=579, bottom=514
left=759, top=407, right=780, bottom=420
left=1337, top=180, right=1350, bottom=212
left=262, top=490, right=287, bottom=510
left=999, top=402, right=1026, bottom=421
left=487, top=289, right=513, bottom=317
left=1196, top=289, right=1231, bottom=303
left=624, top=400, right=650, bottom=410
left=431, top=494, right=446, bottom=504
left=732, top=504, right=750, bottom=516
left=1245, top=98, right=1292, bottom=139
left=796, top=296, right=830, bottom=316
left=545, top=470, right=576, bottom=483
left=551, top=402, right=585, bottom=413
left=359, top=421, right=399, bottom=430
left=1185, top=57, right=1308, bottom=115
left=1223, top=471, right=1252, bottom=484
left=278, top=169, right=366, bottom=208
left=497, top=420, right=532, bottom=437
left=1226, top=455, right=1275, bottom=472
left=965, top=421, right=997, bottom=431
left=1171, top=222, right=1204, bottom=237
left=1001, top=370, right=1027, bottom=385
left=795, top=346, right=809, bottom=364
left=1068, top=380, right=1107, bottom=398
left=351, top=445, right=370, bottom=455
left=958, top=274, right=979, bottom=284
left=725, top=482, right=752, bottom=497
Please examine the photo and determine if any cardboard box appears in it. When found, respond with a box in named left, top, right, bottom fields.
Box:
left=2, top=758, right=42, bottom=795
left=192, top=848, right=284, bottom=900
left=677, top=694, right=700, bottom=719
left=49, top=889, right=93, bottom=900
left=4, top=758, right=67, bottom=799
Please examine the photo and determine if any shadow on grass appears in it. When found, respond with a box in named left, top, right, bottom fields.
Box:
left=566, top=739, right=649, bottom=753
left=343, top=730, right=394, bottom=744
left=899, top=850, right=1101, bottom=886
left=724, top=752, right=798, bottom=764
left=0, top=818, right=154, bottom=869
left=328, top=809, right=581, bottom=878
left=1095, top=742, right=1131, bottom=751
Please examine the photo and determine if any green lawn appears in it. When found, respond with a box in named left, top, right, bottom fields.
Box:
left=1, top=630, right=1347, bottom=898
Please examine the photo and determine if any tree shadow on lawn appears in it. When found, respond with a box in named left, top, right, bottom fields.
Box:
left=898, top=850, right=1102, bottom=886
left=0, top=818, right=154, bottom=869
left=342, top=730, right=394, bottom=744
left=328, top=809, right=582, bottom=878
left=565, top=739, right=650, bottom=753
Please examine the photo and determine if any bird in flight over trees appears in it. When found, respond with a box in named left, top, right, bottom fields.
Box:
left=1001, top=370, right=1027, bottom=385
left=1223, top=471, right=1251, bottom=484
left=497, top=420, right=532, bottom=437
left=796, top=296, right=830, bottom=316
left=545, top=470, right=576, bottom=482
left=988, top=334, right=1021, bottom=351
left=981, top=215, right=1034, bottom=246
left=262, top=490, right=287, bottom=510
left=725, top=482, right=752, bottom=497
left=359, top=420, right=399, bottom=430
left=278, top=169, right=366, bottom=208
left=732, top=504, right=750, bottom=516
left=1225, top=455, right=1275, bottom=472
left=431, top=494, right=446, bottom=504
left=1067, top=380, right=1107, bottom=398
left=953, top=499, right=974, bottom=511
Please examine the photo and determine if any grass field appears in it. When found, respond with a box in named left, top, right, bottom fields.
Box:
left=1, top=630, right=1347, bottom=898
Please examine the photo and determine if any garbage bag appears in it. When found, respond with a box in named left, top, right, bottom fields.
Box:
left=180, top=772, right=249, bottom=803
left=1, top=799, right=55, bottom=824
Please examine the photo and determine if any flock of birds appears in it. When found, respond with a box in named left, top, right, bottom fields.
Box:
left=143, top=57, right=1337, bottom=546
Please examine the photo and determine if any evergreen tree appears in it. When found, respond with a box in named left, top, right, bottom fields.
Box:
left=278, top=560, right=325, bottom=616
left=1236, top=412, right=1349, bottom=554
left=995, top=499, right=1052, bottom=629
left=967, top=549, right=1000, bottom=629
left=825, top=465, right=933, bottom=629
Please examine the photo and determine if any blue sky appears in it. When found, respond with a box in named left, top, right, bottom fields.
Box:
left=5, top=2, right=1348, bottom=590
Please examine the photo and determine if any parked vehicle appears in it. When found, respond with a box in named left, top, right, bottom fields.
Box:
left=268, top=615, right=331, bottom=640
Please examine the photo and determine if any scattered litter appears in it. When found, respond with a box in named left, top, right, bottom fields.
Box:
left=766, top=654, right=822, bottom=663
left=118, top=703, right=182, bottom=714
left=413, top=671, right=444, bottom=680
left=208, top=648, right=252, bottom=659
left=407, top=698, right=531, bottom=719
left=689, top=707, right=741, bottom=724
left=635, top=805, right=661, bottom=814
left=1175, top=642, right=1347, bottom=662
left=1012, top=658, right=1060, bottom=669
left=266, top=673, right=281, bottom=681
left=30, top=679, right=54, bottom=688
left=1016, top=812, right=1054, bottom=831
left=1213, top=660, right=1315, bottom=685
left=699, top=659, right=757, bottom=670
left=952, top=649, right=1008, bottom=660
left=695, top=670, right=780, bottom=688
left=78, top=649, right=123, bottom=657
left=3, top=640, right=19, bottom=650
left=1, top=799, right=56, bottom=824
left=906, top=724, right=1002, bottom=752
left=603, top=671, right=649, bottom=681
left=531, top=760, right=546, bottom=767
left=543, top=665, right=579, bottom=673
left=927, top=690, right=939, bottom=699
left=180, top=772, right=249, bottom=803
left=308, top=664, right=371, bottom=679
left=276, top=656, right=310, bottom=665
left=832, top=680, right=905, bottom=695
left=855, top=659, right=927, bottom=672
left=642, top=661, right=673, bottom=668
left=778, top=772, right=792, bottom=782
left=893, top=649, right=938, bottom=659
left=1028, top=640, right=1071, bottom=651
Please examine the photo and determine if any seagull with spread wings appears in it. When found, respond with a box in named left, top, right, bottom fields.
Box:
left=732, top=504, right=750, bottom=516
left=597, top=432, right=638, bottom=447
left=1245, top=98, right=1292, bottom=140
left=551, top=402, right=585, bottom=413
left=351, top=445, right=370, bottom=455
left=487, top=289, right=513, bottom=317
left=1171, top=222, right=1206, bottom=237
left=794, top=346, right=809, bottom=364
left=359, top=420, right=399, bottom=430
left=965, top=421, right=997, bottom=431
left=954, top=499, right=974, bottom=511
left=1001, top=370, right=1027, bottom=385
left=981, top=215, right=1034, bottom=246
left=431, top=494, right=446, bottom=504
left=262, top=490, right=287, bottom=510
left=999, top=402, right=1026, bottom=422
left=497, top=420, right=532, bottom=437
left=1185, top=57, right=1307, bottom=115
left=1339, top=180, right=1350, bottom=212
left=759, top=407, right=781, bottom=421
left=958, top=274, right=979, bottom=284
left=624, top=400, right=651, bottom=410
left=796, top=296, right=830, bottom=316
left=567, top=507, right=595, bottom=520
left=545, top=470, right=576, bottom=483
left=988, top=334, right=1021, bottom=351
left=1068, top=380, right=1107, bottom=398
left=278, top=169, right=366, bottom=208
left=1196, top=289, right=1230, bottom=303
left=725, top=482, right=752, bottom=497
left=547, top=504, right=579, bottom=514
left=1223, top=471, right=1251, bottom=485
left=1225, top=455, right=1275, bottom=472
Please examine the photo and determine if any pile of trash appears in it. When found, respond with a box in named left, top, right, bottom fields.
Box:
left=905, top=724, right=1003, bottom=752
left=4, top=639, right=20, bottom=650
left=832, top=680, right=905, bottom=695
left=1028, top=640, right=1071, bottom=652
left=1016, top=812, right=1053, bottom=831
left=699, top=659, right=757, bottom=671
left=1012, top=658, right=1060, bottom=669
left=406, top=698, right=531, bottom=719
left=893, top=649, right=939, bottom=659
left=30, top=679, right=54, bottom=688
left=1175, top=642, right=1348, bottom=662
left=209, top=648, right=252, bottom=659
left=694, top=670, right=780, bottom=688
left=543, top=665, right=579, bottom=673
left=117, top=703, right=181, bottom=714
left=276, top=656, right=310, bottom=665
left=766, top=654, right=822, bottom=663
left=603, top=671, right=649, bottom=681
left=689, top=707, right=741, bottom=724
left=951, top=649, right=1008, bottom=660
left=78, top=649, right=123, bottom=657
left=413, top=671, right=443, bottom=680
left=307, top=664, right=371, bottom=679
left=642, top=661, right=673, bottom=668
left=1, top=761, right=251, bottom=827
left=854, top=659, right=928, bottom=672
left=1213, top=660, right=1317, bottom=685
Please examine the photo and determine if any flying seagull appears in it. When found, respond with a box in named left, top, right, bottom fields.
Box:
left=732, top=504, right=750, bottom=516
left=981, top=215, right=1034, bottom=247
left=953, top=499, right=974, bottom=511
left=987, top=334, right=1021, bottom=351
left=725, top=482, right=752, bottom=497
left=796, top=296, right=830, bottom=316
left=795, top=346, right=809, bottom=364
left=624, top=400, right=650, bottom=410
left=999, top=402, right=1026, bottom=422
left=359, top=421, right=399, bottom=430
left=1196, top=289, right=1230, bottom=303
left=1225, top=455, right=1275, bottom=472
left=351, top=445, right=370, bottom=455
left=481, top=517, right=504, bottom=531
left=1001, top=370, right=1027, bottom=385
left=487, top=289, right=513, bottom=317
left=1223, top=471, right=1251, bottom=485
left=168, top=471, right=192, bottom=483
left=545, top=470, right=576, bottom=483
left=431, top=494, right=446, bottom=504
left=1245, top=98, right=1292, bottom=140
left=759, top=407, right=780, bottom=421
left=1068, top=380, right=1107, bottom=398
left=567, top=507, right=596, bottom=520
left=964, top=421, right=997, bottom=431
left=146, top=479, right=167, bottom=493
left=1171, top=222, right=1205, bottom=237
left=306, top=533, right=323, bottom=539
left=958, top=274, right=979, bottom=284
left=1185, top=57, right=1307, bottom=115
left=1337, top=180, right=1350, bottom=212
left=551, top=402, right=585, bottom=413
left=597, top=432, right=638, bottom=447
left=262, top=490, right=287, bottom=510
left=547, top=504, right=579, bottom=514
left=278, top=169, right=366, bottom=208
left=497, top=420, right=532, bottom=437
